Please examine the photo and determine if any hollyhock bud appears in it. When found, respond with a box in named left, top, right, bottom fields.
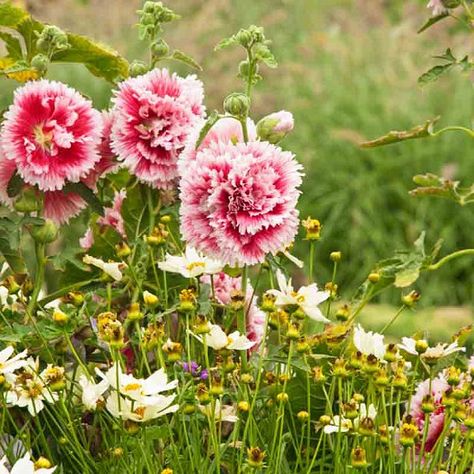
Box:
left=223, top=92, right=250, bottom=117
left=31, top=54, right=49, bottom=74
left=151, top=39, right=169, bottom=58
left=30, top=219, right=58, bottom=243
left=13, top=188, right=40, bottom=213
left=238, top=60, right=258, bottom=78
left=36, top=25, right=69, bottom=53
left=129, top=60, right=149, bottom=77
left=257, top=110, right=294, bottom=144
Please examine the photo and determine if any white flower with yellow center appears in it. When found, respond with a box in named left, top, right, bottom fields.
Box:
left=78, top=375, right=110, bottom=411
left=267, top=270, right=329, bottom=322
left=192, top=323, right=255, bottom=351
left=199, top=399, right=238, bottom=423
left=422, top=342, right=465, bottom=361
left=0, top=347, right=27, bottom=383
left=323, top=415, right=353, bottom=434
left=83, top=255, right=126, bottom=281
left=158, top=247, right=223, bottom=278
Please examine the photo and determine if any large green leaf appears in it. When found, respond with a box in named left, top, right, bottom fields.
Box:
left=0, top=216, right=26, bottom=274
left=0, top=2, right=29, bottom=28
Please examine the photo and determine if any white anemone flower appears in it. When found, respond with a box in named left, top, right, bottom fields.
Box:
left=83, top=255, right=125, bottom=281
left=398, top=337, right=419, bottom=355
left=199, top=399, right=238, bottom=423
left=78, top=376, right=109, bottom=411
left=192, top=324, right=255, bottom=351
left=158, top=247, right=223, bottom=278
left=422, top=342, right=465, bottom=361
left=0, top=347, right=28, bottom=382
left=0, top=453, right=56, bottom=474
left=267, top=270, right=329, bottom=322
left=105, top=392, right=178, bottom=422
left=353, top=325, right=386, bottom=359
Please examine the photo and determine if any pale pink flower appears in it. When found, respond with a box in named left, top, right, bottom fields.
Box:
left=201, top=272, right=266, bottom=351
left=111, top=68, right=204, bottom=189
left=0, top=149, right=88, bottom=224
left=180, top=140, right=303, bottom=266
left=0, top=80, right=102, bottom=192
left=468, top=355, right=474, bottom=371
left=97, top=189, right=127, bottom=239
left=179, top=116, right=256, bottom=171
left=427, top=0, right=448, bottom=16
left=410, top=374, right=450, bottom=452
left=79, top=227, right=94, bottom=250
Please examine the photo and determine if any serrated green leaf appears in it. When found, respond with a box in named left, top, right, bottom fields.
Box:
left=418, top=63, right=454, bottom=85
left=254, top=44, right=277, bottom=68
left=215, top=37, right=237, bottom=51
left=360, top=117, right=440, bottom=148
left=62, top=182, right=104, bottom=216
left=53, top=33, right=129, bottom=83
left=171, top=49, right=202, bottom=70
left=0, top=217, right=26, bottom=274
left=418, top=12, right=449, bottom=34
left=0, top=2, right=29, bottom=28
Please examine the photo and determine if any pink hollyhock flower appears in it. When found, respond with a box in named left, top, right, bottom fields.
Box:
left=427, top=0, right=448, bottom=16
left=201, top=272, right=266, bottom=351
left=83, top=110, right=119, bottom=188
left=0, top=149, right=88, bottom=224
left=410, top=374, right=450, bottom=452
left=179, top=116, right=256, bottom=171
left=97, top=189, right=127, bottom=239
left=0, top=80, right=102, bottom=192
left=111, top=68, right=204, bottom=189
left=180, top=140, right=303, bottom=266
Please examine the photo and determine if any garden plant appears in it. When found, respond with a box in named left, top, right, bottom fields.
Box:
left=0, top=1, right=473, bottom=473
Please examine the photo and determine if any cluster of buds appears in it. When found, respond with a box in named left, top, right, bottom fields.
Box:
left=142, top=320, right=165, bottom=350
left=145, top=224, right=169, bottom=246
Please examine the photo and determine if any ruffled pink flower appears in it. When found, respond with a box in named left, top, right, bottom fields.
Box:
left=0, top=80, right=102, bottom=192
left=180, top=140, right=303, bottom=266
left=201, top=272, right=266, bottom=351
left=111, top=68, right=204, bottom=189
left=179, top=117, right=256, bottom=171
left=97, top=189, right=127, bottom=239
left=0, top=148, right=88, bottom=224
left=410, top=374, right=450, bottom=452
left=83, top=110, right=119, bottom=188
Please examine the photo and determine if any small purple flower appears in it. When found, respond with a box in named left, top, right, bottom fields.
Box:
left=182, top=360, right=208, bottom=379
left=200, top=369, right=209, bottom=380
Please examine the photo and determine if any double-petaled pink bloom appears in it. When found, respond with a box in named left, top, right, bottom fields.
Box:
left=180, top=139, right=303, bottom=267
left=0, top=80, right=116, bottom=223
left=111, top=68, right=205, bottom=189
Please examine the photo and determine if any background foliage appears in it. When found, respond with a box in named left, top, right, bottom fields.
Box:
left=0, top=0, right=472, bottom=308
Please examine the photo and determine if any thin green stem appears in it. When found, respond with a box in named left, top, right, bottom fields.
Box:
left=427, top=248, right=474, bottom=271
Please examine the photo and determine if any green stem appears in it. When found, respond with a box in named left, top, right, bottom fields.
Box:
left=427, top=248, right=474, bottom=271
left=239, top=266, right=248, bottom=373
left=431, top=125, right=474, bottom=138
left=27, top=241, right=46, bottom=315
left=380, top=305, right=405, bottom=334
left=37, top=278, right=98, bottom=307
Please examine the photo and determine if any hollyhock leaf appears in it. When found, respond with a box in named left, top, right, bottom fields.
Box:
left=52, top=33, right=129, bottom=82
left=360, top=117, right=440, bottom=148
left=418, top=63, right=454, bottom=85
left=0, top=32, right=23, bottom=59
left=0, top=217, right=26, bottom=274
left=215, top=36, right=238, bottom=51
left=63, top=183, right=104, bottom=216
left=418, top=12, right=449, bottom=34
left=6, top=172, right=23, bottom=198
left=0, top=3, right=29, bottom=28
left=171, top=49, right=202, bottom=70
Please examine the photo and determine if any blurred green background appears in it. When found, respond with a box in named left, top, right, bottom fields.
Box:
left=0, top=0, right=472, bottom=316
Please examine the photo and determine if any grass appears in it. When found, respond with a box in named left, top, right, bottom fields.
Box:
left=0, top=0, right=472, bottom=307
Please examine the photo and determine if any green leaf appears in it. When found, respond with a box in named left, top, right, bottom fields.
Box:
left=360, top=117, right=440, bottom=148
left=7, top=172, right=23, bottom=198
left=170, top=49, right=202, bottom=71
left=0, top=2, right=29, bottom=28
left=418, top=12, right=449, bottom=34
left=253, top=43, right=277, bottom=68
left=62, top=182, right=104, bottom=216
left=215, top=37, right=238, bottom=51
left=53, top=33, right=129, bottom=83
left=0, top=217, right=26, bottom=274
left=195, top=110, right=220, bottom=149
left=418, top=63, right=454, bottom=85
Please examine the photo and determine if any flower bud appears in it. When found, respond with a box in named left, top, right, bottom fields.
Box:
left=238, top=60, right=258, bottom=78
left=52, top=309, right=69, bottom=325
left=402, top=290, right=421, bottom=307
left=30, top=219, right=58, bottom=243
left=286, top=322, right=301, bottom=340
left=31, top=54, right=49, bottom=74
left=302, top=217, right=321, bottom=240
left=34, top=457, right=52, bottom=470
left=256, top=110, right=294, bottom=144
left=247, top=447, right=266, bottom=469
left=260, top=292, right=276, bottom=312
left=276, top=392, right=289, bottom=403
left=238, top=401, right=250, bottom=413
left=393, top=371, right=408, bottom=390
left=162, top=339, right=182, bottom=362
left=446, top=366, right=461, bottom=386
left=319, top=415, right=331, bottom=426
left=297, top=410, right=309, bottom=422
left=36, top=25, right=69, bottom=53
left=358, top=417, right=376, bottom=437
left=351, top=446, right=368, bottom=469
left=196, top=383, right=210, bottom=404
left=223, top=92, right=250, bottom=117
left=14, top=188, right=40, bottom=213
left=129, top=60, right=149, bottom=77
left=179, top=288, right=197, bottom=312
left=368, top=272, right=380, bottom=283
left=127, top=302, right=143, bottom=321
left=330, top=251, right=342, bottom=262
left=421, top=395, right=435, bottom=414
left=143, top=290, right=159, bottom=308
left=296, top=337, right=310, bottom=354
left=343, top=402, right=359, bottom=420
left=415, top=339, right=428, bottom=354
left=332, top=358, right=349, bottom=378
left=161, top=469, right=173, bottom=474
left=62, top=291, right=84, bottom=307
left=335, top=304, right=350, bottom=321
left=115, top=242, right=131, bottom=258
left=241, top=373, right=254, bottom=384
left=151, top=39, right=169, bottom=58
left=399, top=422, right=418, bottom=447
left=384, top=344, right=398, bottom=363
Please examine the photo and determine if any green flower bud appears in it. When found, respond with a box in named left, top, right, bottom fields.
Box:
left=223, top=92, right=250, bottom=117
left=129, top=60, right=149, bottom=77
left=13, top=188, right=40, bottom=213
left=30, top=219, right=58, bottom=244
left=256, top=110, right=294, bottom=144
left=31, top=54, right=49, bottom=73
left=151, top=39, right=169, bottom=58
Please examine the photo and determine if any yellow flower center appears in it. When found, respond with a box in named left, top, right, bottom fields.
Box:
left=124, top=383, right=142, bottom=392
left=34, top=125, right=53, bottom=151
left=291, top=291, right=305, bottom=304
left=186, top=261, right=205, bottom=271
left=133, top=406, right=146, bottom=419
